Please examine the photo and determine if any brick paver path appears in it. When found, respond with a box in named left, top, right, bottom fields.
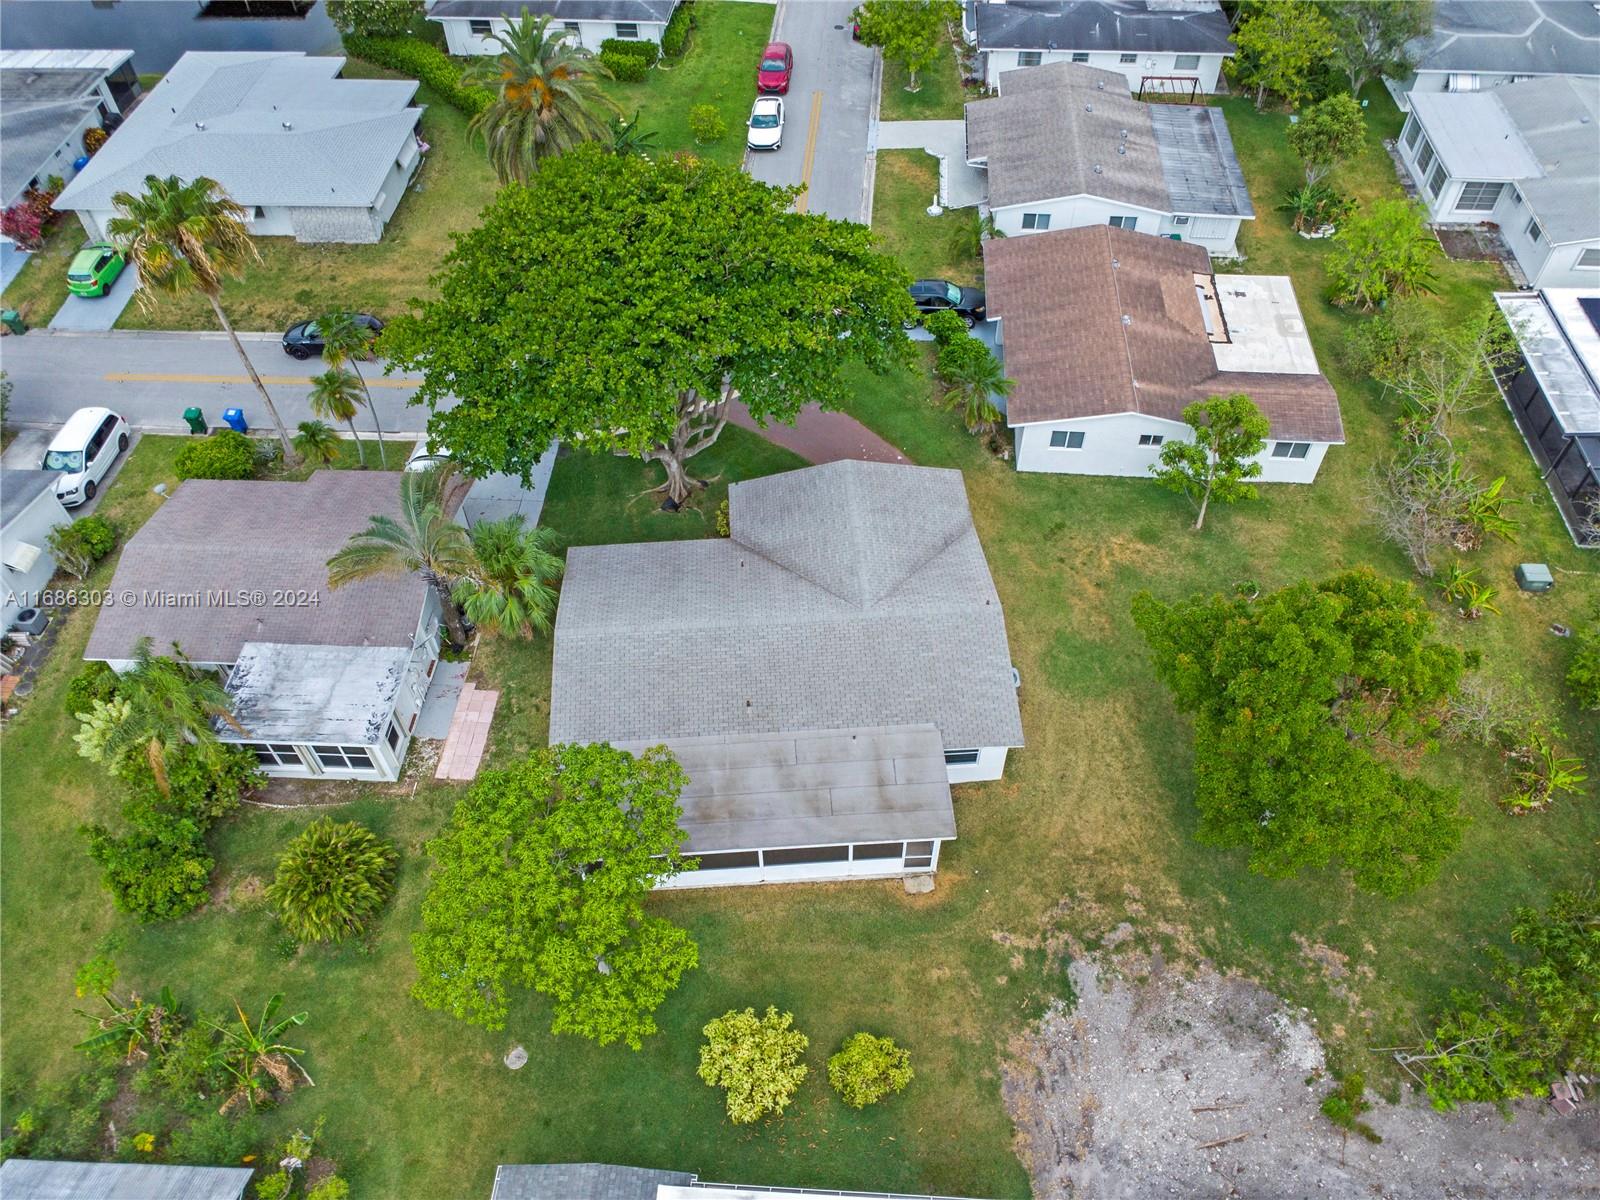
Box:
left=435, top=681, right=499, bottom=781
left=729, top=401, right=905, bottom=466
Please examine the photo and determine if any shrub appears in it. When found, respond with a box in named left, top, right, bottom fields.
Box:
left=122, top=743, right=262, bottom=828
left=688, top=103, right=726, bottom=144
left=1, top=201, right=45, bottom=249
left=166, top=1110, right=260, bottom=1166
left=1319, top=1073, right=1381, bottom=1142
left=327, top=0, right=423, bottom=36
left=267, top=817, right=398, bottom=943
left=48, top=513, right=118, bottom=579
left=342, top=34, right=490, bottom=116
left=174, top=430, right=258, bottom=480
left=65, top=660, right=121, bottom=719
left=83, top=126, right=109, bottom=155
left=661, top=1, right=693, bottom=57
left=922, top=308, right=969, bottom=345
left=715, top=498, right=730, bottom=537
left=601, top=47, right=650, bottom=82
left=307, top=1179, right=350, bottom=1200
left=600, top=37, right=659, bottom=65
left=697, top=1006, right=808, bottom=1124
left=1567, top=618, right=1600, bottom=710
left=827, top=1032, right=913, bottom=1108
left=83, top=821, right=213, bottom=922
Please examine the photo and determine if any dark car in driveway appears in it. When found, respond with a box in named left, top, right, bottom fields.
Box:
left=281, top=313, right=383, bottom=359
left=907, top=279, right=986, bottom=327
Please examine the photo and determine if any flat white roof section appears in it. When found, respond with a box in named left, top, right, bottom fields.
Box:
left=1497, top=289, right=1600, bottom=432
left=1408, top=90, right=1541, bottom=179
left=610, top=725, right=956, bottom=854
left=1210, top=275, right=1320, bottom=375
left=0, top=48, right=135, bottom=73
left=225, top=642, right=409, bottom=745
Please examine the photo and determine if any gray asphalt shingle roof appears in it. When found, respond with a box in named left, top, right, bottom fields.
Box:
left=430, top=0, right=677, bottom=21
left=548, top=462, right=1024, bottom=754
left=0, top=52, right=135, bottom=207
left=1410, top=0, right=1600, bottom=76
left=973, top=0, right=1234, bottom=54
left=491, top=1163, right=692, bottom=1200
left=1, top=470, right=60, bottom=529
left=0, top=1159, right=252, bottom=1200
left=54, top=51, right=420, bottom=213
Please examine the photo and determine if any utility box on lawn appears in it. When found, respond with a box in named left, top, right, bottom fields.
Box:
left=1515, top=563, right=1554, bottom=593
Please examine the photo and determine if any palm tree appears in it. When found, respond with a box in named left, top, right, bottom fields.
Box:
left=107, top=175, right=295, bottom=463
left=95, top=637, right=243, bottom=796
left=454, top=516, right=564, bottom=639
left=293, top=419, right=342, bottom=467
left=205, top=993, right=311, bottom=1114
left=608, top=108, right=659, bottom=157
left=463, top=12, right=618, bottom=184
left=942, top=351, right=1013, bottom=436
left=326, top=467, right=476, bottom=650
left=307, top=368, right=367, bottom=466
left=315, top=310, right=387, bottom=467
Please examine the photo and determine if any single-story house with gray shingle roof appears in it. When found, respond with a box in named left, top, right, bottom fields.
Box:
left=967, top=0, right=1235, bottom=94
left=492, top=1162, right=991, bottom=1200
left=1396, top=75, right=1599, bottom=289
left=84, top=472, right=444, bottom=782
left=0, top=49, right=140, bottom=216
left=1385, top=0, right=1600, bottom=110
left=54, top=51, right=425, bottom=245
left=0, top=1158, right=253, bottom=1200
left=430, top=0, right=679, bottom=54
left=548, top=460, right=1024, bottom=890
left=965, top=61, right=1252, bottom=255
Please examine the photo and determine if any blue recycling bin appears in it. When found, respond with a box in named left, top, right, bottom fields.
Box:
left=221, top=407, right=248, bottom=433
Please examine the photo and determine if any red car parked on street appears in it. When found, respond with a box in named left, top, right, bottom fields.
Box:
left=757, top=41, right=793, bottom=93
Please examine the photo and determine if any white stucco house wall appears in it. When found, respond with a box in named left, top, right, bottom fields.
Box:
left=55, top=51, right=425, bottom=246
left=966, top=62, right=1253, bottom=257
left=85, top=473, right=447, bottom=782
left=1384, top=0, right=1600, bottom=110
left=985, top=225, right=1344, bottom=484
left=966, top=0, right=1234, bottom=95
left=1396, top=76, right=1600, bottom=290
left=1, top=470, right=73, bottom=634
left=429, top=0, right=677, bottom=54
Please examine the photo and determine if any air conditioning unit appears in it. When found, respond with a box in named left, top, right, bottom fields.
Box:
left=2, top=541, right=41, bottom=573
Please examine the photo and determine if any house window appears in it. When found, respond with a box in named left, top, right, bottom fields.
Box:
left=1402, top=116, right=1422, bottom=149
left=1109, top=215, right=1138, bottom=230
left=762, top=844, right=850, bottom=867
left=1049, top=430, right=1085, bottom=449
left=1020, top=212, right=1051, bottom=230
left=1509, top=186, right=1523, bottom=207
left=1174, top=54, right=1201, bottom=70
left=1071, top=52, right=1090, bottom=63
left=944, top=748, right=981, bottom=765
left=1138, top=433, right=1164, bottom=446
left=386, top=720, right=402, bottom=751
left=1415, top=138, right=1435, bottom=175
left=690, top=850, right=760, bottom=870
left=312, top=745, right=376, bottom=771
left=242, top=742, right=303, bottom=768
left=1120, top=52, right=1137, bottom=64
left=1455, top=181, right=1503, bottom=212
left=1271, top=442, right=1311, bottom=459
left=614, top=21, right=639, bottom=38
left=1173, top=215, right=1190, bottom=225
left=1017, top=51, right=1043, bottom=67
left=468, top=18, right=493, bottom=36
left=1526, top=218, right=1543, bottom=244
left=853, top=842, right=905, bottom=860
left=563, top=20, right=581, bottom=35
left=1426, top=164, right=1447, bottom=198
left=1578, top=248, right=1600, bottom=269
left=904, top=840, right=936, bottom=870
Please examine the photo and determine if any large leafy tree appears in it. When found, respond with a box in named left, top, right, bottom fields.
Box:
left=108, top=175, right=294, bottom=462
left=1286, top=93, right=1366, bottom=186
left=1131, top=569, right=1467, bottom=897
left=411, top=743, right=698, bottom=1046
left=1150, top=393, right=1270, bottom=531
left=327, top=0, right=422, bottom=36
left=382, top=147, right=913, bottom=507
left=1325, top=0, right=1435, bottom=95
left=1228, top=0, right=1336, bottom=109
left=853, top=0, right=961, bottom=92
left=1327, top=198, right=1440, bottom=311
left=463, top=12, right=616, bottom=185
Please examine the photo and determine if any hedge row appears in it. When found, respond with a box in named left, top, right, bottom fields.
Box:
left=343, top=33, right=490, bottom=117
left=600, top=36, right=659, bottom=65
left=661, top=2, right=694, bottom=58
left=600, top=47, right=649, bottom=82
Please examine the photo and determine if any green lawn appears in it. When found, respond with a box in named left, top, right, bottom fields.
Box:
left=878, top=31, right=968, bottom=121
left=0, top=218, right=81, bottom=327
left=597, top=2, right=772, bottom=167
left=870, top=151, right=981, bottom=285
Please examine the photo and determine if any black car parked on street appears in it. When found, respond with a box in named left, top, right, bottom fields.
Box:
left=281, top=313, right=384, bottom=359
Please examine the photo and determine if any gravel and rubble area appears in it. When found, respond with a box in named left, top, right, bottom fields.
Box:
left=1003, top=958, right=1600, bottom=1199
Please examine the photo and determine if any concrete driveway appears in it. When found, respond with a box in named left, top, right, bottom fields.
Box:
left=0, top=426, right=138, bottom=516
left=48, top=264, right=140, bottom=332
left=0, top=243, right=31, bottom=293
left=458, top=442, right=558, bottom=530
left=875, top=120, right=987, bottom=209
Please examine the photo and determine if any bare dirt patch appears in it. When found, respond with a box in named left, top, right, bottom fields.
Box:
left=1004, top=958, right=1600, bottom=1199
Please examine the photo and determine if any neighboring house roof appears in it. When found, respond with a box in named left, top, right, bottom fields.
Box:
left=1408, top=0, right=1600, bottom=77
left=985, top=225, right=1344, bottom=441
left=0, top=470, right=61, bottom=529
left=0, top=49, right=133, bottom=208
left=54, top=51, right=421, bottom=213
left=1409, top=76, right=1600, bottom=243
left=491, top=1164, right=694, bottom=1200
left=0, top=1159, right=252, bottom=1200
left=972, top=0, right=1233, bottom=54
left=965, top=62, right=1252, bottom=217
left=225, top=643, right=410, bottom=744
left=549, top=461, right=1025, bottom=754
left=84, top=472, right=429, bottom=666
left=609, top=725, right=957, bottom=854
left=1495, top=288, right=1600, bottom=434
left=429, top=0, right=677, bottom=21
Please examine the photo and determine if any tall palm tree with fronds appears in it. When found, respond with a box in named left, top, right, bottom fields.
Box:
left=107, top=175, right=295, bottom=463
left=293, top=419, right=341, bottom=467
left=307, top=368, right=367, bottom=466
left=326, top=466, right=476, bottom=649
left=941, top=349, right=1013, bottom=436
left=454, top=516, right=564, bottom=639
left=315, top=310, right=387, bottom=467
left=463, top=12, right=618, bottom=184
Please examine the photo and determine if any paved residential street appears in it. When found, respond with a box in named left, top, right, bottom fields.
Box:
left=0, top=330, right=429, bottom=434
left=744, top=0, right=879, bottom=222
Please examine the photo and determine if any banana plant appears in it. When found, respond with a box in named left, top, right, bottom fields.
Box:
left=205, top=993, right=311, bottom=1113
left=75, top=986, right=183, bottom=1063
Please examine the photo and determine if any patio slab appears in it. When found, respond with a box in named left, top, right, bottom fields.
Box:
left=435, top=681, right=499, bottom=781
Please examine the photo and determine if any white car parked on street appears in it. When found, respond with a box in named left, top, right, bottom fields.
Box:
left=747, top=95, right=784, bottom=152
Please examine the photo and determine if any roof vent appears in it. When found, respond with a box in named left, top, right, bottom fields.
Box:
left=1085, top=102, right=1094, bottom=112
left=1092, top=163, right=1103, bottom=173
left=194, top=120, right=205, bottom=130
left=1121, top=315, right=1132, bottom=327
left=282, top=120, right=293, bottom=130
left=1096, top=80, right=1105, bottom=90
left=1117, top=144, right=1127, bottom=155
left=1119, top=128, right=1129, bottom=139
left=1111, top=258, right=1120, bottom=268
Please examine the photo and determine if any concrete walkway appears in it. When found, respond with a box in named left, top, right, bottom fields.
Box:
left=874, top=120, right=986, bottom=209
left=414, top=660, right=469, bottom=740
left=0, top=243, right=31, bottom=293
left=730, top=401, right=906, bottom=465
left=435, top=680, right=498, bottom=782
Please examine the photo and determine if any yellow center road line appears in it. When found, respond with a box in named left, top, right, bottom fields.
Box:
left=103, top=371, right=417, bottom=388
left=795, top=90, right=823, bottom=214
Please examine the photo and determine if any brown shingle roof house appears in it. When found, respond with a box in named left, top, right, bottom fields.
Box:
left=984, top=225, right=1344, bottom=482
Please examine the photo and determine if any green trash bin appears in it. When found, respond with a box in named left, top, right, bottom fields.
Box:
left=182, top=406, right=208, bottom=435
left=1, top=309, right=27, bottom=335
